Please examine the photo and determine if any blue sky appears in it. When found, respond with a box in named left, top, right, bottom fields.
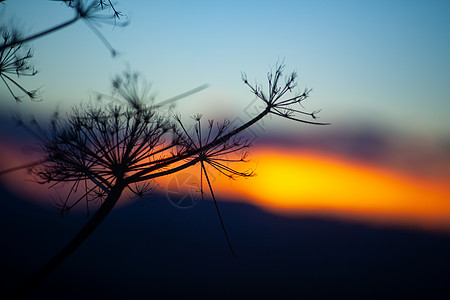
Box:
left=3, top=3, right=450, bottom=297
left=1, top=0, right=450, bottom=137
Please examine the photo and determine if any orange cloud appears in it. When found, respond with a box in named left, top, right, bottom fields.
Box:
left=0, top=138, right=54, bottom=203
left=211, top=146, right=450, bottom=232
left=2, top=138, right=450, bottom=232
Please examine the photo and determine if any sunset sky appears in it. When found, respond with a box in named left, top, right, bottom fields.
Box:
left=1, top=1, right=450, bottom=230
left=2, top=1, right=450, bottom=298
left=1, top=0, right=449, bottom=133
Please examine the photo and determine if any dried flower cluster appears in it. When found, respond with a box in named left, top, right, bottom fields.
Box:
left=0, top=27, right=39, bottom=102
left=8, top=64, right=327, bottom=298
left=0, top=0, right=127, bottom=104
left=1, top=1, right=330, bottom=299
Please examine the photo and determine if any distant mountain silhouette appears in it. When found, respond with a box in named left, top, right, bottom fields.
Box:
left=1, top=183, right=450, bottom=299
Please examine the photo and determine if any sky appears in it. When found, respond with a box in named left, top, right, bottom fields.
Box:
left=1, top=1, right=450, bottom=229
left=1, top=0, right=450, bottom=135
left=2, top=1, right=450, bottom=298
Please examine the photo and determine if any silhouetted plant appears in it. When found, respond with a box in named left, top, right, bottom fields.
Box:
left=0, top=0, right=125, bottom=55
left=0, top=0, right=125, bottom=104
left=7, top=64, right=328, bottom=299
left=173, top=113, right=254, bottom=257
left=241, top=63, right=325, bottom=125
left=0, top=27, right=39, bottom=102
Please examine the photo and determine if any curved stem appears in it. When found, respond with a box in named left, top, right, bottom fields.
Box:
left=127, top=107, right=271, bottom=183
left=8, top=181, right=126, bottom=300
left=0, top=159, right=47, bottom=176
left=201, top=161, right=236, bottom=258
left=0, top=17, right=79, bottom=51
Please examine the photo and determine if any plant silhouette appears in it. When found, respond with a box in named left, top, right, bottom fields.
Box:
left=6, top=64, right=329, bottom=299
left=0, top=27, right=39, bottom=102
left=0, top=0, right=125, bottom=54
left=0, top=0, right=126, bottom=102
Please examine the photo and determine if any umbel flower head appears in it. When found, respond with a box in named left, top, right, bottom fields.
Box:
left=241, top=63, right=329, bottom=125
left=174, top=113, right=254, bottom=180
left=58, top=0, right=124, bottom=24
left=28, top=71, right=172, bottom=215
left=172, top=113, right=255, bottom=257
left=0, top=27, right=39, bottom=102
left=62, top=0, right=127, bottom=56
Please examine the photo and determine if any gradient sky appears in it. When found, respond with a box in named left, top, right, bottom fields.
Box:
left=3, top=3, right=450, bottom=298
left=1, top=0, right=449, bottom=136
left=1, top=1, right=450, bottom=231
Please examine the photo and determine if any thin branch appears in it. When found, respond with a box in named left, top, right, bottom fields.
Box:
left=0, top=159, right=47, bottom=176
left=0, top=16, right=80, bottom=51
left=201, top=161, right=236, bottom=258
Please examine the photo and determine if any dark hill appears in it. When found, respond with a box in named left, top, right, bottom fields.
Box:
left=1, top=183, right=450, bottom=299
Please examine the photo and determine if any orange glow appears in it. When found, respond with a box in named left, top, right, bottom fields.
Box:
left=0, top=138, right=52, bottom=201
left=2, top=139, right=450, bottom=232
left=210, top=147, right=450, bottom=231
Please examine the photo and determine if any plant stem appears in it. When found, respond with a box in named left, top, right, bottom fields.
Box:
left=0, top=159, right=47, bottom=176
left=128, top=106, right=271, bottom=183
left=7, top=103, right=271, bottom=298
left=8, top=181, right=126, bottom=300
left=0, top=17, right=79, bottom=51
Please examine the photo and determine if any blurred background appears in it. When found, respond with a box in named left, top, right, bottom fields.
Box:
left=1, top=0, right=450, bottom=298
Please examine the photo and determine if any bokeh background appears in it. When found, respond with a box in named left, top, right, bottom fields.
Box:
left=1, top=1, right=450, bottom=299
